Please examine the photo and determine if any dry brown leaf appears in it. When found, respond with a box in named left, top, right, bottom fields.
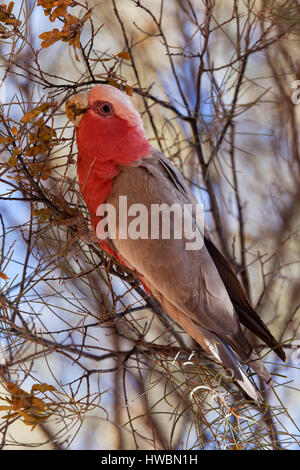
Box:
left=117, top=51, right=130, bottom=60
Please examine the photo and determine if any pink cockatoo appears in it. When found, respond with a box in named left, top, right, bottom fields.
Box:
left=66, top=84, right=285, bottom=402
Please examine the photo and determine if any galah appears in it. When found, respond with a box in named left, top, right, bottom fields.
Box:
left=65, top=84, right=285, bottom=402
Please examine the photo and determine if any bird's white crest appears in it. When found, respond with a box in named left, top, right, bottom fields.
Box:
left=66, top=84, right=145, bottom=131
left=89, top=84, right=144, bottom=129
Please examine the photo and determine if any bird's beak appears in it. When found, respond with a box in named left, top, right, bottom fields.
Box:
left=65, top=92, right=89, bottom=126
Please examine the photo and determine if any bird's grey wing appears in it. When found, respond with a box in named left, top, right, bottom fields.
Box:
left=107, top=149, right=252, bottom=360
left=203, top=235, right=285, bottom=361
left=152, top=151, right=285, bottom=361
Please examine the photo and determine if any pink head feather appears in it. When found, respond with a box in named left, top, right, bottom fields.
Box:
left=73, top=84, right=152, bottom=229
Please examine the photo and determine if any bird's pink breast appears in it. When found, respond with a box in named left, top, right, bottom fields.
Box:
left=75, top=111, right=151, bottom=261
left=77, top=112, right=151, bottom=165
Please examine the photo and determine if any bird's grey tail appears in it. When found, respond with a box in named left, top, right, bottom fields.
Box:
left=245, top=350, right=273, bottom=387
left=184, top=321, right=264, bottom=402
left=206, top=336, right=263, bottom=402
left=160, top=299, right=267, bottom=402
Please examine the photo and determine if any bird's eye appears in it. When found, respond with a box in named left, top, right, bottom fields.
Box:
left=91, top=100, right=115, bottom=118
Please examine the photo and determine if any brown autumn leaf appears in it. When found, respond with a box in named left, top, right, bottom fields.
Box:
left=2, top=381, right=53, bottom=429
left=38, top=127, right=57, bottom=143
left=38, top=0, right=72, bottom=22
left=20, top=103, right=51, bottom=123
left=0, top=2, right=22, bottom=27
left=8, top=155, right=17, bottom=166
left=7, top=382, right=29, bottom=396
left=107, top=79, right=122, bottom=89
left=33, top=208, right=52, bottom=222
left=39, top=28, right=63, bottom=48
left=26, top=119, right=57, bottom=156
left=39, top=10, right=91, bottom=60
left=36, top=117, right=57, bottom=140
left=26, top=144, right=47, bottom=157
left=7, top=1, right=14, bottom=14
left=37, top=0, right=70, bottom=6
left=28, top=163, right=52, bottom=180
left=37, top=0, right=71, bottom=12
left=0, top=135, right=15, bottom=144
left=31, top=397, right=48, bottom=410
left=0, top=272, right=9, bottom=280
left=41, top=167, right=52, bottom=180
left=125, top=84, right=133, bottom=97
left=31, top=383, right=56, bottom=393
left=117, top=51, right=130, bottom=60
